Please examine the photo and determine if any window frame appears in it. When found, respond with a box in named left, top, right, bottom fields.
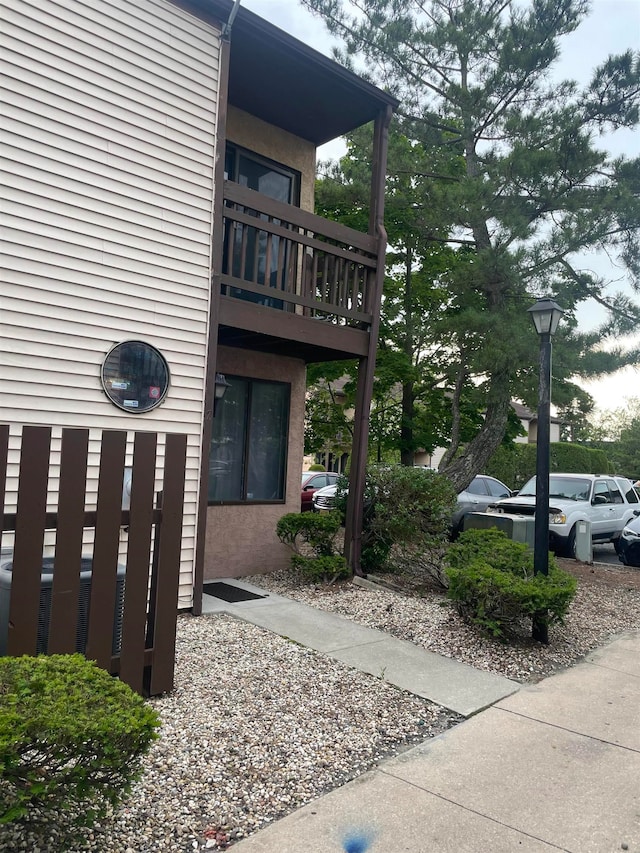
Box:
left=207, top=375, right=291, bottom=506
left=225, top=143, right=301, bottom=206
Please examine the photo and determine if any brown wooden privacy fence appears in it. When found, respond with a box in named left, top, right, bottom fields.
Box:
left=0, top=424, right=187, bottom=697
left=221, top=179, right=378, bottom=325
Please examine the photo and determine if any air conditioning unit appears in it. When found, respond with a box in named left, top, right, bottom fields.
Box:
left=463, top=512, right=535, bottom=549
left=0, top=557, right=126, bottom=657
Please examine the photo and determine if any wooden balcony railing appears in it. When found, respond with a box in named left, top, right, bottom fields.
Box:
left=221, top=180, right=379, bottom=327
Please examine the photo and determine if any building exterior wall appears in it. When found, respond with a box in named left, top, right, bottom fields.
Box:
left=1, top=0, right=221, bottom=607
left=226, top=106, right=316, bottom=212
left=203, top=346, right=306, bottom=579
left=526, top=420, right=562, bottom=444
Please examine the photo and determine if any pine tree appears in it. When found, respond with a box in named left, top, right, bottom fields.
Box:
left=304, top=0, right=640, bottom=489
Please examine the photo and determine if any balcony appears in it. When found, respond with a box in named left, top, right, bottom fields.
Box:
left=216, top=180, right=382, bottom=363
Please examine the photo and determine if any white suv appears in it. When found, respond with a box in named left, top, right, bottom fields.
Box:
left=490, top=473, right=640, bottom=556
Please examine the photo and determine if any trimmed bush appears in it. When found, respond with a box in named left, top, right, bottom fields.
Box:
left=485, top=442, right=612, bottom=489
left=445, top=529, right=577, bottom=639
left=290, top=553, right=348, bottom=583
left=0, top=654, right=159, bottom=831
left=276, top=511, right=348, bottom=583
left=335, top=465, right=457, bottom=577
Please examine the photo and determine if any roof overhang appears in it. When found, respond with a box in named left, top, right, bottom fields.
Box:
left=173, top=0, right=398, bottom=145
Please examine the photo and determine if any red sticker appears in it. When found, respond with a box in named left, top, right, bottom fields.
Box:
left=149, top=386, right=161, bottom=399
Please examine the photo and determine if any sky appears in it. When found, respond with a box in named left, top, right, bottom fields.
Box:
left=243, top=0, right=640, bottom=413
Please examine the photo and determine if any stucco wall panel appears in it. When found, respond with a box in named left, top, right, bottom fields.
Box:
left=226, top=106, right=315, bottom=212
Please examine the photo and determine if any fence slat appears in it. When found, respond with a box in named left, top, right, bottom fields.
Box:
left=7, top=426, right=51, bottom=655
left=0, top=425, right=8, bottom=553
left=47, top=429, right=89, bottom=654
left=119, top=432, right=157, bottom=694
left=2, top=425, right=187, bottom=697
left=85, top=430, right=127, bottom=669
left=149, top=433, right=187, bottom=695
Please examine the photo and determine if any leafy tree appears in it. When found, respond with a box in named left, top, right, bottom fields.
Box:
left=304, top=362, right=355, bottom=463
left=316, top=123, right=463, bottom=465
left=304, top=0, right=640, bottom=490
left=557, top=385, right=595, bottom=442
left=617, top=417, right=640, bottom=478
left=583, top=397, right=640, bottom=475
left=316, top=122, right=488, bottom=466
left=589, top=397, right=640, bottom=441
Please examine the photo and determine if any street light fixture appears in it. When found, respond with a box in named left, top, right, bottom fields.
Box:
left=528, top=296, right=564, bottom=643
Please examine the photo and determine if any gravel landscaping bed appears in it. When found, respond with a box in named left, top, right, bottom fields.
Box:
left=2, top=614, right=460, bottom=853
left=4, top=558, right=638, bottom=852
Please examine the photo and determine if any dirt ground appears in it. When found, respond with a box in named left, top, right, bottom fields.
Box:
left=558, top=557, right=640, bottom=592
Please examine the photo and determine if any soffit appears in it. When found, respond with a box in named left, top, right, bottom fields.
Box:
left=173, top=0, right=398, bottom=145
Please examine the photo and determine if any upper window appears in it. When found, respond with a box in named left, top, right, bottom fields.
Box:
left=223, top=145, right=300, bottom=309
left=225, top=145, right=299, bottom=206
left=101, top=340, right=169, bottom=413
left=208, top=376, right=290, bottom=503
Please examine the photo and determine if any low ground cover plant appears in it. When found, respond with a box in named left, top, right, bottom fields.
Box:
left=0, top=654, right=159, bottom=837
left=445, top=528, right=577, bottom=639
left=276, top=511, right=348, bottom=583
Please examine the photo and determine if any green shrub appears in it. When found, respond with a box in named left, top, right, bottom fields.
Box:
left=307, top=463, right=326, bottom=471
left=334, top=465, right=457, bottom=576
left=550, top=442, right=610, bottom=475
left=483, top=444, right=534, bottom=490
left=277, top=511, right=348, bottom=582
left=290, top=553, right=349, bottom=583
left=0, top=654, right=159, bottom=831
left=485, top=442, right=612, bottom=489
left=445, top=529, right=577, bottom=639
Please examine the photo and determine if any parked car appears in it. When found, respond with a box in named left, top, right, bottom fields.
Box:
left=490, top=473, right=640, bottom=556
left=301, top=471, right=340, bottom=512
left=312, top=474, right=513, bottom=538
left=617, top=514, right=640, bottom=567
left=452, top=475, right=513, bottom=536
left=312, top=481, right=340, bottom=512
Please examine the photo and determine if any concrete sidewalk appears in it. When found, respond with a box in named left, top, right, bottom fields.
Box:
left=203, top=580, right=640, bottom=853
left=201, top=578, right=519, bottom=717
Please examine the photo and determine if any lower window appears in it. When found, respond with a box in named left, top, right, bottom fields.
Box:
left=208, top=376, right=290, bottom=503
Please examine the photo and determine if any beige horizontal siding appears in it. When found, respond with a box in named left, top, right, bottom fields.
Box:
left=1, top=0, right=222, bottom=607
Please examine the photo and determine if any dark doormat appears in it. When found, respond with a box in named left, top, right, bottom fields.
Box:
left=202, top=582, right=267, bottom=603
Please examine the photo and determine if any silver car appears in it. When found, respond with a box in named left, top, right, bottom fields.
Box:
left=451, top=475, right=512, bottom=536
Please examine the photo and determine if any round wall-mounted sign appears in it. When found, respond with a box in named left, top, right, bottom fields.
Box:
left=101, top=340, right=170, bottom=413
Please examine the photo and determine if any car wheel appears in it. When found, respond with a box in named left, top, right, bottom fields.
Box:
left=565, top=526, right=577, bottom=559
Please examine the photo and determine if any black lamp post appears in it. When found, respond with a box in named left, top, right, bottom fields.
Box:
left=527, top=297, right=564, bottom=643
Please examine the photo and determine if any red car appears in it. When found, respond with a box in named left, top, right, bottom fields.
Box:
left=301, top=471, right=340, bottom=511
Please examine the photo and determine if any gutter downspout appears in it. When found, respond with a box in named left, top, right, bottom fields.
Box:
left=222, top=0, right=242, bottom=38
left=193, top=4, right=239, bottom=616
